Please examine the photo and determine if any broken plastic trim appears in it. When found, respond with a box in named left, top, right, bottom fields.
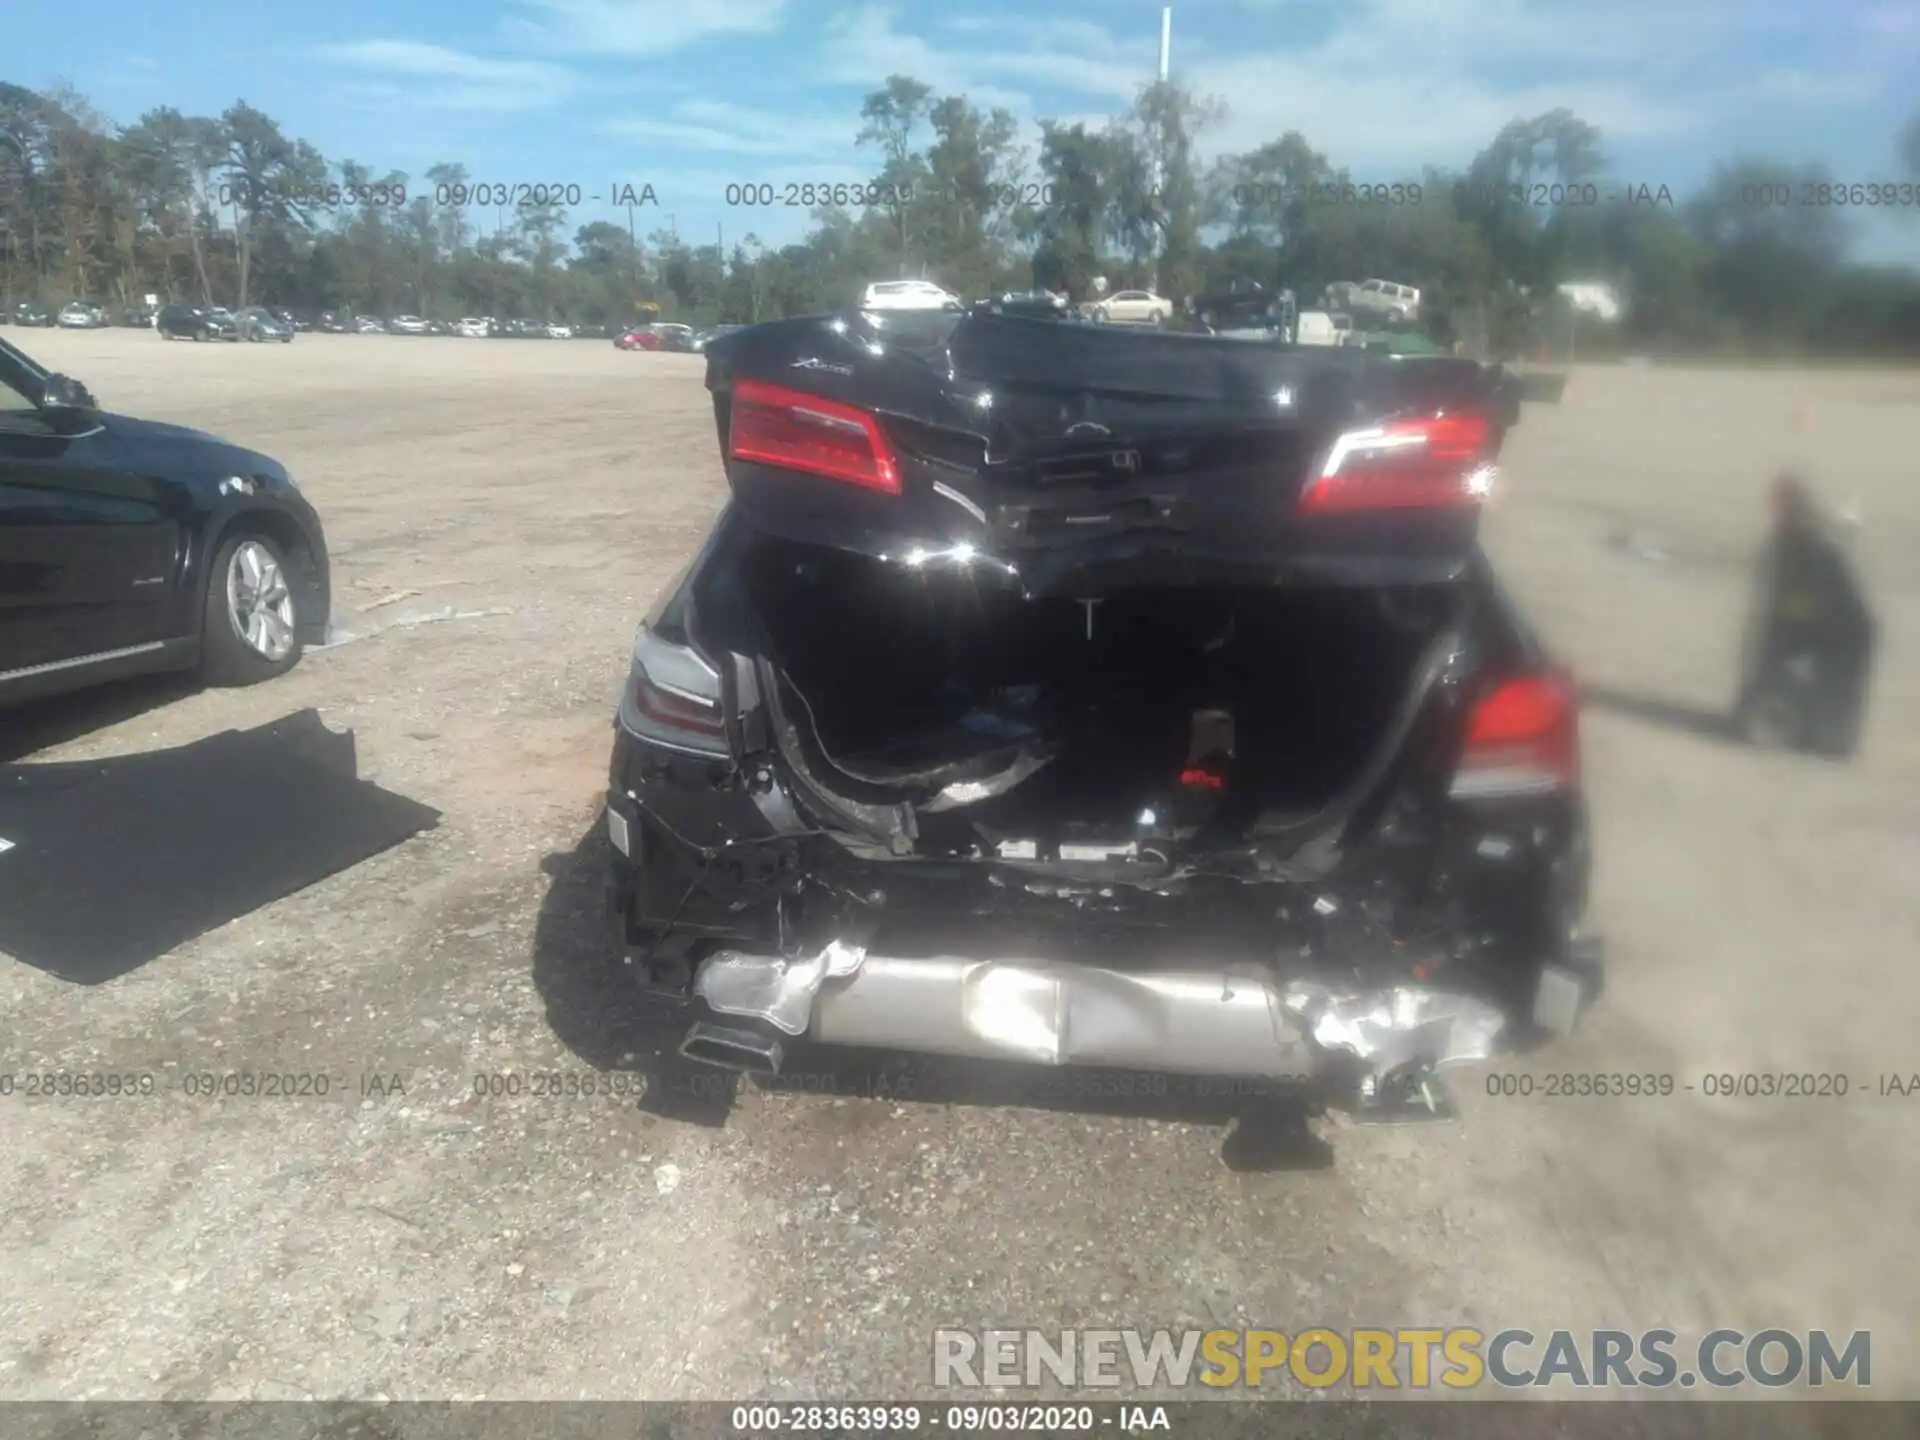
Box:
left=689, top=942, right=1507, bottom=1084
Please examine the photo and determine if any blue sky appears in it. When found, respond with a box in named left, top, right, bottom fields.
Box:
left=17, top=0, right=1920, bottom=266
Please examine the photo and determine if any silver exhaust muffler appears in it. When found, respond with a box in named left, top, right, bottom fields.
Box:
left=679, top=1022, right=786, bottom=1075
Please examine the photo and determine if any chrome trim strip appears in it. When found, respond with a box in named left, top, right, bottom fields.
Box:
left=0, top=640, right=167, bottom=684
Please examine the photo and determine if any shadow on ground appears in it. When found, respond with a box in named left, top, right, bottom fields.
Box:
left=0, top=671, right=202, bottom=763
left=0, top=710, right=439, bottom=983
left=531, top=821, right=1337, bottom=1172
left=1582, top=684, right=1742, bottom=744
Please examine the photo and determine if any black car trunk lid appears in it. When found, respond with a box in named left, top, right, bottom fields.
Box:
left=705, top=310, right=1520, bottom=595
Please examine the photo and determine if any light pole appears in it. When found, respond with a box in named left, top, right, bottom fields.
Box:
left=1151, top=8, right=1171, bottom=295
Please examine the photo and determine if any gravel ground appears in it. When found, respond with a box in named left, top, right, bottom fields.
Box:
left=1, top=330, right=1916, bottom=1406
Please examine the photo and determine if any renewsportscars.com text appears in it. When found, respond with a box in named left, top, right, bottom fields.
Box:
left=933, top=1327, right=1871, bottom=1390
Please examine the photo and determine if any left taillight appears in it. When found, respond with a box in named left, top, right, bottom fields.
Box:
left=1449, top=670, right=1580, bottom=799
left=728, top=378, right=901, bottom=494
left=618, top=626, right=729, bottom=755
left=1300, top=411, right=1497, bottom=514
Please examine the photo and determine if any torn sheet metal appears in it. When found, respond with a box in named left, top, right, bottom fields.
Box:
left=1280, top=982, right=1507, bottom=1075
left=695, top=940, right=867, bottom=1036
left=922, top=744, right=1056, bottom=812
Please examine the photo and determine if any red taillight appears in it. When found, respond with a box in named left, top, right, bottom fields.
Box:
left=631, top=670, right=726, bottom=741
left=619, top=627, right=729, bottom=755
left=1300, top=411, right=1496, bottom=513
left=1179, top=766, right=1226, bottom=791
left=1451, top=671, right=1579, bottom=798
left=729, top=378, right=901, bottom=495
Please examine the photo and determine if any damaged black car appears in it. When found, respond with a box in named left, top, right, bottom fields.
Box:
left=603, top=307, right=1601, bottom=1115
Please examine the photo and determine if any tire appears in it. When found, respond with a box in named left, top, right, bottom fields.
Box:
left=201, top=532, right=304, bottom=687
left=1148, top=310, right=1164, bottom=324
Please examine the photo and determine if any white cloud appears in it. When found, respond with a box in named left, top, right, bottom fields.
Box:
left=1168, top=0, right=1883, bottom=173
left=803, top=0, right=1795, bottom=182
left=314, top=40, right=579, bottom=113
left=601, top=100, right=858, bottom=159
left=817, top=7, right=1141, bottom=110
left=1857, top=4, right=1920, bottom=44
left=505, top=0, right=789, bottom=57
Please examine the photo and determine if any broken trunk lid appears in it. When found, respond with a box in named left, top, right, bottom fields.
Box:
left=708, top=310, right=1506, bottom=588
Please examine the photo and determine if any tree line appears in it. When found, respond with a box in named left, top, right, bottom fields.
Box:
left=3, top=76, right=1917, bottom=358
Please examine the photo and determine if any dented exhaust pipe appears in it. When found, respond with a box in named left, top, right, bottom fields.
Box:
left=679, top=1022, right=786, bottom=1075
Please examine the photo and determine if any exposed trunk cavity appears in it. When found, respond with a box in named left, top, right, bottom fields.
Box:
left=730, top=533, right=1465, bottom=859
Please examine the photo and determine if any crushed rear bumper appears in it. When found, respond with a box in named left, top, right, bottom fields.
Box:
left=689, top=941, right=1515, bottom=1085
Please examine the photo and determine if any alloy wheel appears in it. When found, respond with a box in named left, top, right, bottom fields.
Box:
left=226, top=541, right=296, bottom=661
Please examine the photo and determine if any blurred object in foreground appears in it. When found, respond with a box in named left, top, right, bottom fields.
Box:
left=1733, top=476, right=1876, bottom=759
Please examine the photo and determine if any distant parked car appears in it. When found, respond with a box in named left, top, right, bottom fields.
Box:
left=978, top=290, right=1075, bottom=321
left=616, top=322, right=697, bottom=352
left=387, top=315, right=431, bottom=335
left=121, top=304, right=158, bottom=328
left=1091, top=289, right=1170, bottom=325
left=235, top=307, right=294, bottom=343
left=860, top=279, right=963, bottom=312
left=572, top=323, right=609, bottom=340
left=57, top=302, right=110, bottom=329
left=355, top=316, right=389, bottom=335
left=499, top=318, right=548, bottom=338
left=157, top=303, right=237, bottom=341
left=317, top=312, right=352, bottom=334
left=273, top=309, right=311, bottom=331
left=9, top=303, right=55, bottom=328
left=454, top=317, right=493, bottom=338
left=544, top=321, right=574, bottom=339
left=1329, top=278, right=1422, bottom=324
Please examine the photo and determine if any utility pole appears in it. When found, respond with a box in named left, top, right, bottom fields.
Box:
left=627, top=200, right=639, bottom=311
left=1151, top=7, right=1171, bottom=296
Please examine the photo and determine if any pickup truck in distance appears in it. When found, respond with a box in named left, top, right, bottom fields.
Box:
left=603, top=308, right=1599, bottom=1121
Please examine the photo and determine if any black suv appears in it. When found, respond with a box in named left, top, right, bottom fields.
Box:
left=157, top=304, right=237, bottom=342
left=0, top=332, right=331, bottom=706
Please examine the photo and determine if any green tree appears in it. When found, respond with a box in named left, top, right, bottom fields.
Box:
left=217, top=101, right=327, bottom=307
left=856, top=76, right=935, bottom=275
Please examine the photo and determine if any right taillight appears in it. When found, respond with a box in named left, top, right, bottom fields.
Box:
left=1300, top=411, right=1497, bottom=513
left=1450, top=671, right=1579, bottom=798
left=729, top=378, right=901, bottom=494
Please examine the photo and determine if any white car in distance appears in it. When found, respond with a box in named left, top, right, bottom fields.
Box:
left=860, top=280, right=964, bottom=312
left=1093, top=289, right=1170, bottom=325
left=1336, top=279, right=1422, bottom=323
left=455, top=317, right=493, bottom=338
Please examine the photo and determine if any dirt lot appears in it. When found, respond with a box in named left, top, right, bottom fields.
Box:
left=2, top=329, right=1917, bottom=1404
